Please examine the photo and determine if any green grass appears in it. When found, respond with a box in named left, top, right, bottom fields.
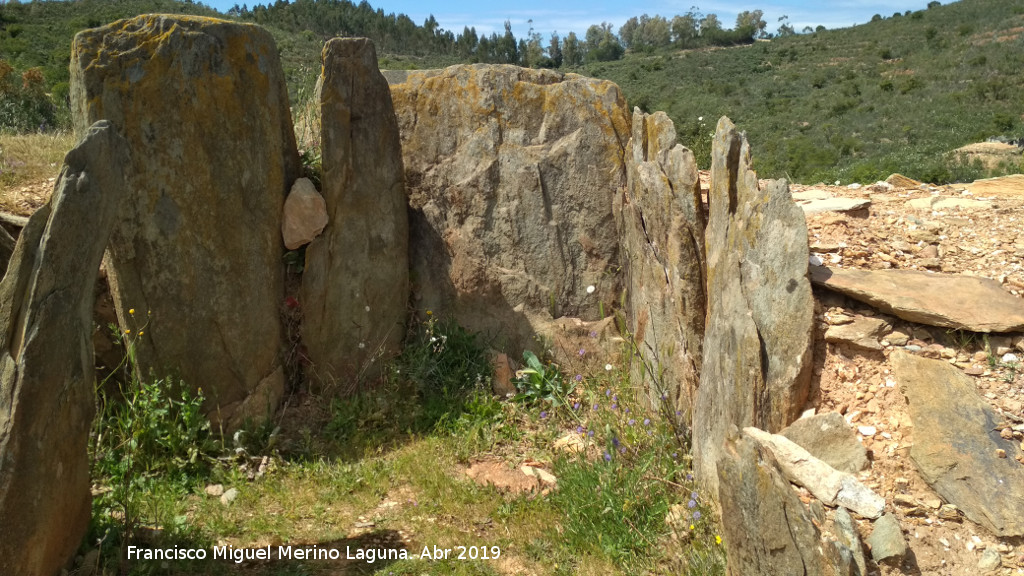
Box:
left=86, top=313, right=725, bottom=575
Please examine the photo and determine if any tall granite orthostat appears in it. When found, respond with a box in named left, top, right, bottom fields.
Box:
left=621, top=108, right=706, bottom=416
left=301, top=38, right=409, bottom=387
left=0, top=122, right=129, bottom=576
left=70, top=15, right=300, bottom=426
left=387, top=65, right=629, bottom=353
left=693, top=117, right=814, bottom=495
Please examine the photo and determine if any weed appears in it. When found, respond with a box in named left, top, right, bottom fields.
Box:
left=514, top=350, right=574, bottom=407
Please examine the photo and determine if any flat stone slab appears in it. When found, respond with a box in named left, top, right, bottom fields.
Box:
left=893, top=351, right=1024, bottom=536
left=824, top=316, right=890, bottom=351
left=906, top=197, right=992, bottom=211
left=798, top=197, right=871, bottom=215
left=810, top=265, right=1024, bottom=333
left=779, top=412, right=869, bottom=474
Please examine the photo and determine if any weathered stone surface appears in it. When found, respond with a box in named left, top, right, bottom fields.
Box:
left=780, top=412, right=869, bottom=474
left=893, top=351, right=1024, bottom=536
left=886, top=173, right=923, bottom=189
left=717, top=432, right=853, bottom=576
left=71, top=15, right=300, bottom=427
left=388, top=65, right=628, bottom=353
left=282, top=177, right=328, bottom=249
left=621, top=109, right=705, bottom=416
left=745, top=427, right=884, bottom=519
left=866, top=513, right=907, bottom=564
left=799, top=197, right=871, bottom=215
left=906, top=196, right=992, bottom=211
left=0, top=122, right=128, bottom=576
left=810, top=265, right=1024, bottom=333
left=693, top=117, right=815, bottom=494
left=833, top=508, right=867, bottom=576
left=824, top=316, right=891, bottom=351
left=301, top=39, right=408, bottom=386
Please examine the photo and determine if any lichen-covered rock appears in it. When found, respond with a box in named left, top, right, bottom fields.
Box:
left=0, top=122, right=129, bottom=576
left=621, top=108, right=705, bottom=417
left=70, top=15, right=300, bottom=427
left=300, top=38, right=408, bottom=386
left=388, top=65, right=629, bottom=353
left=717, top=432, right=854, bottom=576
left=282, top=177, right=328, bottom=249
left=693, top=117, right=814, bottom=495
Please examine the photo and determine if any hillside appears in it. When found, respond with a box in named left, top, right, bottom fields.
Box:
left=585, top=0, right=1024, bottom=184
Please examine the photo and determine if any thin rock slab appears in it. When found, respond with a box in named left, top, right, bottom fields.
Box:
left=779, top=412, right=869, bottom=474
left=810, top=265, right=1024, bottom=333
left=301, top=38, right=408, bottom=387
left=621, top=109, right=705, bottom=418
left=693, top=117, right=815, bottom=495
left=0, top=122, right=129, bottom=575
left=893, top=351, right=1024, bottom=536
left=71, top=15, right=300, bottom=427
left=824, top=316, right=891, bottom=352
left=717, top=431, right=854, bottom=576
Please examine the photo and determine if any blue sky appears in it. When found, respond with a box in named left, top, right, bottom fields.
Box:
left=206, top=0, right=951, bottom=39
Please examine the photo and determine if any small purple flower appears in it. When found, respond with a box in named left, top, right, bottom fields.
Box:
left=688, top=499, right=696, bottom=509
left=675, top=410, right=681, bottom=416
left=661, top=394, right=668, bottom=401
left=606, top=389, right=611, bottom=397
left=686, top=473, right=693, bottom=481
left=575, top=374, right=583, bottom=381
left=578, top=348, right=586, bottom=357
left=619, top=446, right=626, bottom=454
left=612, top=437, right=620, bottom=448
left=691, top=491, right=699, bottom=500
left=604, top=451, right=612, bottom=462
left=592, top=403, right=599, bottom=411
left=673, top=452, right=679, bottom=460
left=587, top=430, right=595, bottom=437
left=693, top=511, right=701, bottom=520
left=589, top=330, right=598, bottom=338
left=624, top=407, right=630, bottom=414
left=628, top=418, right=636, bottom=426
left=540, top=411, right=548, bottom=419
left=573, top=402, right=581, bottom=411
left=611, top=403, right=618, bottom=410
left=576, top=425, right=585, bottom=434
left=613, top=395, right=618, bottom=402
left=643, top=418, right=651, bottom=426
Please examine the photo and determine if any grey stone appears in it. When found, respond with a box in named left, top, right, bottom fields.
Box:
left=825, top=316, right=891, bottom=351
left=893, top=351, right=1024, bottom=536
left=799, top=197, right=872, bottom=215
left=866, top=513, right=906, bottom=563
left=694, top=117, right=815, bottom=495
left=810, top=265, right=1024, bottom=333
left=833, top=508, right=867, bottom=576
left=621, top=109, right=705, bottom=419
left=388, top=65, right=628, bottom=354
left=717, top=432, right=854, bottom=576
left=71, top=15, right=300, bottom=428
left=220, top=487, right=239, bottom=506
left=780, top=412, right=869, bottom=474
left=979, top=547, right=1001, bottom=571
left=301, top=38, right=408, bottom=387
left=0, top=122, right=129, bottom=576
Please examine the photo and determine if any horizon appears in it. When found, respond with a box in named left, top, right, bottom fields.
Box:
left=202, top=0, right=954, bottom=39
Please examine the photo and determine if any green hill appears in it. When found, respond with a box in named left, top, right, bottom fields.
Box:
left=585, top=0, right=1024, bottom=184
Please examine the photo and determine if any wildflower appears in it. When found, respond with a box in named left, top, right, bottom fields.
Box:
left=589, top=330, right=598, bottom=338
left=691, top=491, right=698, bottom=500
left=576, top=425, right=584, bottom=434
left=689, top=524, right=695, bottom=531
left=364, top=305, right=370, bottom=312
left=578, top=348, right=586, bottom=357
left=426, top=310, right=433, bottom=316
left=592, top=403, right=598, bottom=411
left=672, top=452, right=678, bottom=459
left=612, top=437, right=620, bottom=448
left=611, top=403, right=617, bottom=410
left=358, top=342, right=365, bottom=349
left=643, top=418, right=650, bottom=426
left=698, top=116, right=704, bottom=121
left=124, top=329, right=131, bottom=334
left=688, top=499, right=696, bottom=509
left=606, top=389, right=611, bottom=397
left=540, top=411, right=548, bottom=419
left=139, top=330, right=144, bottom=336
left=587, top=430, right=595, bottom=437
left=575, top=374, right=582, bottom=382
left=586, top=285, right=595, bottom=294
left=573, top=402, right=581, bottom=411
left=128, top=308, right=135, bottom=315
left=628, top=418, right=635, bottom=426
left=605, top=364, right=613, bottom=371
left=686, top=473, right=693, bottom=481
left=715, top=535, right=722, bottom=545
left=619, top=446, right=626, bottom=454
left=613, top=395, right=618, bottom=402
left=693, top=511, right=701, bottom=520
left=603, top=451, right=612, bottom=462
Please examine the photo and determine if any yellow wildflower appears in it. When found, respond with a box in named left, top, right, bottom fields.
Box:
left=124, top=329, right=131, bottom=334
left=129, top=308, right=135, bottom=315
left=715, top=535, right=722, bottom=545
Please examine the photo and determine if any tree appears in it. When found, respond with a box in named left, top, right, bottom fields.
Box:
left=585, top=22, right=623, bottom=62
left=620, top=16, right=639, bottom=49
left=699, top=13, right=721, bottom=37
left=562, top=31, right=582, bottom=66
left=671, top=13, right=698, bottom=47
left=547, top=33, right=563, bottom=67
left=776, top=15, right=795, bottom=37
left=735, top=10, right=766, bottom=41
left=497, top=20, right=518, bottom=64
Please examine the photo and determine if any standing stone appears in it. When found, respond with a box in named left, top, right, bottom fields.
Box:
left=717, top=432, right=853, bottom=576
left=621, top=109, right=706, bottom=417
left=388, top=65, right=629, bottom=353
left=71, top=16, right=300, bottom=427
left=0, top=122, right=129, bottom=576
left=693, top=117, right=814, bottom=495
left=300, top=38, right=408, bottom=386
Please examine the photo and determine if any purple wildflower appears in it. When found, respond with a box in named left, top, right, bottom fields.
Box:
left=573, top=402, right=581, bottom=411
left=604, top=451, right=612, bottom=462
left=643, top=418, right=651, bottom=426
left=540, top=411, right=548, bottom=419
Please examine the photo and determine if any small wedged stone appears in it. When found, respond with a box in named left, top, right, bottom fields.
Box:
left=0, top=122, right=129, bottom=576
left=779, top=412, right=869, bottom=474
left=866, top=513, right=907, bottom=564
left=282, top=178, right=328, bottom=249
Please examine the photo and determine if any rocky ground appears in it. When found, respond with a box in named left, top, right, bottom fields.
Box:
left=785, top=172, right=1024, bottom=575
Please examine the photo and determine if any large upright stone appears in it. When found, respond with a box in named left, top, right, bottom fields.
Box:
left=301, top=38, right=408, bottom=386
left=693, top=117, right=814, bottom=495
left=621, top=109, right=706, bottom=416
left=70, top=16, right=300, bottom=426
left=0, top=122, right=129, bottom=576
left=388, top=65, right=629, bottom=352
